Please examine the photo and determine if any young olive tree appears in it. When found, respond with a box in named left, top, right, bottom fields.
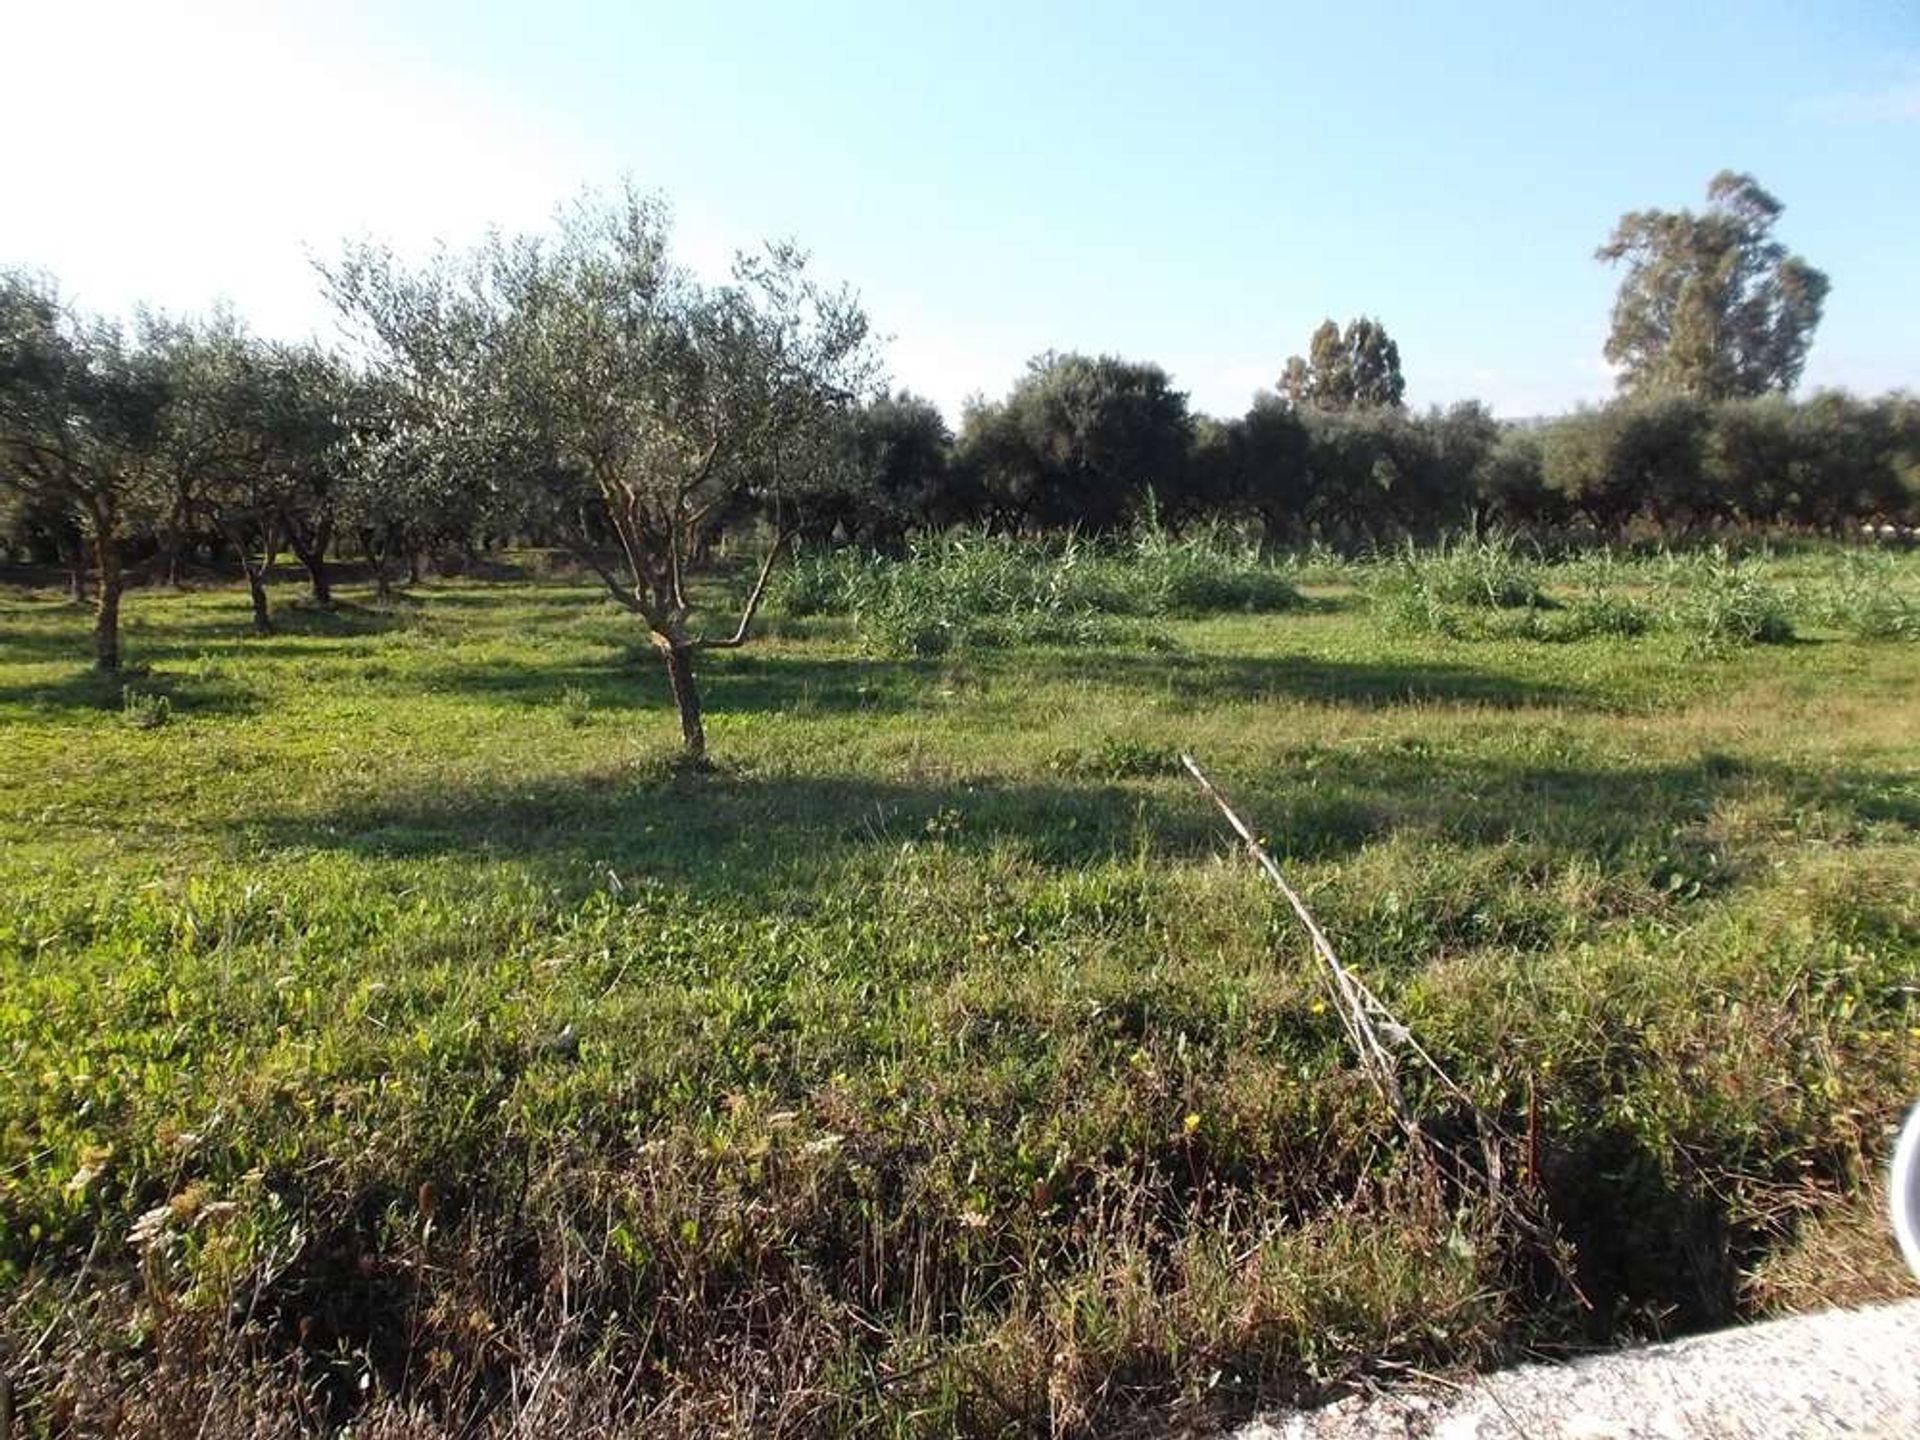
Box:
left=138, top=307, right=255, bottom=589
left=260, top=345, right=351, bottom=607
left=142, top=312, right=271, bottom=622
left=326, top=349, right=509, bottom=600
left=139, top=315, right=347, bottom=631
left=324, top=189, right=879, bottom=760
left=0, top=270, right=167, bottom=668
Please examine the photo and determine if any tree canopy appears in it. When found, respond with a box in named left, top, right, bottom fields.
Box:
left=6, top=171, right=1917, bottom=708
left=1280, top=317, right=1406, bottom=411
left=1599, top=171, right=1829, bottom=402
left=322, top=186, right=881, bottom=760
left=955, top=352, right=1193, bottom=532
left=0, top=271, right=170, bottom=667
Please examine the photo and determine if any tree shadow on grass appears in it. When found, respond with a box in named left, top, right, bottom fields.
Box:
left=435, top=649, right=945, bottom=719
left=0, top=662, right=264, bottom=720
left=424, top=645, right=1607, bottom=725
left=0, top=600, right=420, bottom=710
left=0, top=618, right=98, bottom=663
left=180, top=602, right=421, bottom=657
left=1017, top=647, right=1609, bottom=711
left=237, top=769, right=1203, bottom=899
left=226, top=745, right=1914, bottom=907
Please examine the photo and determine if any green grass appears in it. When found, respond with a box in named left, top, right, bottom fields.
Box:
left=1, top=549, right=1917, bottom=1435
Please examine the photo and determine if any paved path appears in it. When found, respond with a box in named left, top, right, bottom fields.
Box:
left=1235, top=1300, right=1920, bottom=1439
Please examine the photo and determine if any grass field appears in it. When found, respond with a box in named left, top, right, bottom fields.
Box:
left=2, top=544, right=1917, bottom=1435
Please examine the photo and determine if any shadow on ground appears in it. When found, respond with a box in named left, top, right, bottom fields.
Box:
left=227, top=744, right=1914, bottom=907
left=422, top=644, right=1612, bottom=723
left=1024, top=648, right=1610, bottom=711
left=0, top=661, right=264, bottom=719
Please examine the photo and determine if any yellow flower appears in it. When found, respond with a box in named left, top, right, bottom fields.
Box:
left=1309, top=1000, right=1327, bottom=1015
left=1182, top=1112, right=1202, bottom=1135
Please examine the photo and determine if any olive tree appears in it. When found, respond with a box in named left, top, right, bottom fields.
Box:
left=137, top=314, right=348, bottom=631
left=956, top=353, right=1192, bottom=532
left=197, top=342, right=340, bottom=632
left=263, top=346, right=351, bottom=607
left=325, top=189, right=879, bottom=761
left=0, top=270, right=167, bottom=668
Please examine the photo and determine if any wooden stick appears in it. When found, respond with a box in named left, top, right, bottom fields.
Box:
left=1181, top=753, right=1415, bottom=1133
left=1182, top=753, right=1588, bottom=1300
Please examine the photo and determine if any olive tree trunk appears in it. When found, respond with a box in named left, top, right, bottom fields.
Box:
left=246, top=568, right=274, bottom=634
left=92, top=531, right=123, bottom=670
left=288, top=515, right=333, bottom=606
left=62, top=533, right=89, bottom=605
left=653, top=635, right=707, bottom=762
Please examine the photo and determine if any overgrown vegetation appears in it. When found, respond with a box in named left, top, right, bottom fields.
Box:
left=2, top=545, right=1915, bottom=1435
left=780, top=527, right=1300, bottom=655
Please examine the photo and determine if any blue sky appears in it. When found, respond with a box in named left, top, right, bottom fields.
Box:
left=8, top=1, right=1916, bottom=419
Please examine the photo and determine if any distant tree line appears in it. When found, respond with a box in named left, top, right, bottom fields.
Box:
left=3, top=173, right=1914, bottom=750
left=829, top=374, right=1916, bottom=547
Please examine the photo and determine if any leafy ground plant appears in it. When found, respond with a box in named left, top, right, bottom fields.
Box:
left=1664, top=548, right=1795, bottom=651
left=1797, top=549, right=1920, bottom=641
left=779, top=527, right=1299, bottom=656
left=1372, top=532, right=1545, bottom=637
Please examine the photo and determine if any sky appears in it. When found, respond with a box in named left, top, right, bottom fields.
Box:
left=6, top=0, right=1917, bottom=421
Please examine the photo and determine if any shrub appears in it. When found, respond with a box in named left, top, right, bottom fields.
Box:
left=777, top=550, right=864, bottom=618
left=1802, top=551, right=1920, bottom=641
left=120, top=687, right=172, bottom=729
left=1411, top=533, right=1543, bottom=609
left=1375, top=581, right=1465, bottom=639
left=778, top=528, right=1299, bottom=656
left=1554, top=589, right=1653, bottom=641
left=1372, top=532, right=1542, bottom=636
left=1667, top=550, right=1794, bottom=650
left=1131, top=522, right=1302, bottom=615
left=1047, top=736, right=1183, bottom=779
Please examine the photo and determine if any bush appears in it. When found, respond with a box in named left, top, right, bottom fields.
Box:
left=777, top=550, right=864, bottom=618
left=1372, top=532, right=1543, bottom=636
left=1415, top=533, right=1543, bottom=609
left=777, top=528, right=1299, bottom=656
left=120, top=687, right=172, bottom=729
left=1047, top=736, right=1183, bottom=779
left=1667, top=550, right=1794, bottom=650
left=1801, top=551, right=1920, bottom=641
left=1130, top=522, right=1303, bottom=615
left=1554, top=589, right=1653, bottom=641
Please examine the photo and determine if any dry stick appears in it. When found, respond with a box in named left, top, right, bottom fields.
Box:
left=1180, top=754, right=1418, bottom=1138
left=1182, top=754, right=1589, bottom=1301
